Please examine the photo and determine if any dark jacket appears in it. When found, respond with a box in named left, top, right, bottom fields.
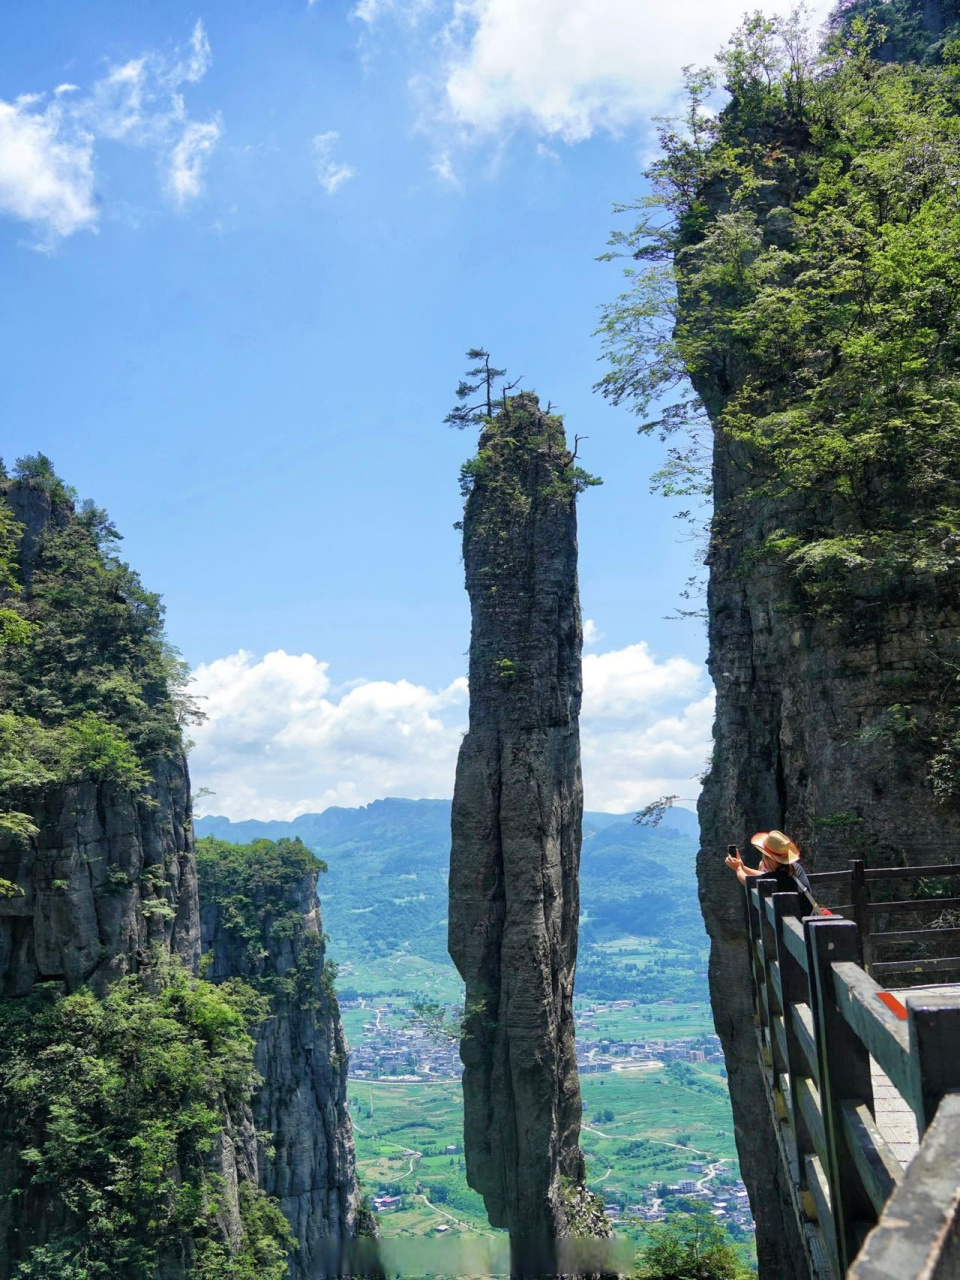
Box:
left=766, top=861, right=813, bottom=901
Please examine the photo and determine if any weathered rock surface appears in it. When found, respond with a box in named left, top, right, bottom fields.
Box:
left=200, top=858, right=362, bottom=1278
left=0, top=481, right=266, bottom=1278
left=449, top=394, right=587, bottom=1258
left=0, top=759, right=199, bottom=997
left=692, top=10, right=960, bottom=1270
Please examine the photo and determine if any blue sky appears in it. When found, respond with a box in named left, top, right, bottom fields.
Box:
left=1, top=0, right=831, bottom=817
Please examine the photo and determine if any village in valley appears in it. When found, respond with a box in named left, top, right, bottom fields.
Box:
left=341, top=995, right=755, bottom=1239
left=342, top=996, right=728, bottom=1082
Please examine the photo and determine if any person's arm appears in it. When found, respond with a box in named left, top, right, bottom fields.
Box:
left=725, top=849, right=762, bottom=885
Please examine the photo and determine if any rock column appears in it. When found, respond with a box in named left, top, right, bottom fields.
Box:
left=200, top=851, right=363, bottom=1278
left=449, top=394, right=587, bottom=1269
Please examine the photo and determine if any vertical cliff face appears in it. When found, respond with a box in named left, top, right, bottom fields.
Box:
left=0, top=475, right=289, bottom=1277
left=688, top=8, right=960, bottom=1276
left=0, top=758, right=200, bottom=997
left=197, top=836, right=361, bottom=1278
left=593, top=5, right=960, bottom=1274
left=449, top=394, right=588, bottom=1255
left=0, top=481, right=200, bottom=998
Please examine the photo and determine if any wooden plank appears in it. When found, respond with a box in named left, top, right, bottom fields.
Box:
left=805, top=1153, right=838, bottom=1268
left=831, top=962, right=913, bottom=1106
left=867, top=897, right=960, bottom=916
left=853, top=860, right=872, bottom=971
left=807, top=919, right=877, bottom=1274
left=783, top=916, right=808, bottom=969
left=794, top=1002, right=820, bottom=1084
left=907, top=991, right=960, bottom=1130
left=769, top=959, right=783, bottom=1012
left=796, top=1076, right=828, bottom=1170
left=848, top=1094, right=960, bottom=1280
left=873, top=957, right=960, bottom=976
left=773, top=1013, right=789, bottom=1080
left=774, top=891, right=817, bottom=1193
left=865, top=863, right=960, bottom=881
left=840, top=1100, right=902, bottom=1217
left=872, top=927, right=960, bottom=946
left=808, top=870, right=856, bottom=883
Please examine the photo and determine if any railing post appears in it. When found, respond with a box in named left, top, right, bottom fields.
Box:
left=851, top=859, right=873, bottom=974
left=744, top=881, right=763, bottom=1030
left=772, top=892, right=812, bottom=1188
left=756, top=877, right=781, bottom=1078
left=905, top=989, right=960, bottom=1131
left=806, top=917, right=876, bottom=1275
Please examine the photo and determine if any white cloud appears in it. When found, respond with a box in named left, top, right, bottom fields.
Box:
left=189, top=649, right=467, bottom=820
left=188, top=640, right=712, bottom=820
left=0, top=19, right=221, bottom=243
left=352, top=0, right=435, bottom=25
left=0, top=96, right=96, bottom=238
left=431, top=150, right=460, bottom=189
left=179, top=19, right=213, bottom=84
left=583, top=618, right=602, bottom=646
left=361, top=0, right=836, bottom=145
left=168, top=118, right=223, bottom=204
left=582, top=691, right=714, bottom=815
left=583, top=641, right=701, bottom=718
left=312, top=131, right=357, bottom=194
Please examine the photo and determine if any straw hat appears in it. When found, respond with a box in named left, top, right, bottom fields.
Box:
left=751, top=830, right=801, bottom=864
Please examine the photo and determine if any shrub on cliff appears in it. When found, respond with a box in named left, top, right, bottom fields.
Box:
left=0, top=966, right=291, bottom=1279
left=598, top=5, right=960, bottom=797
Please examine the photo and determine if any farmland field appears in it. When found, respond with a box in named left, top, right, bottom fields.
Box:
left=348, top=1058, right=746, bottom=1250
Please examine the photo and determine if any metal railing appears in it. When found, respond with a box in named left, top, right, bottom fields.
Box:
left=744, top=875, right=960, bottom=1278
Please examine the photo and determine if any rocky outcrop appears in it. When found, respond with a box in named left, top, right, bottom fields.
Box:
left=0, top=759, right=199, bottom=997
left=690, top=8, right=960, bottom=1274
left=449, top=394, right=588, bottom=1264
left=0, top=480, right=276, bottom=1277
left=199, top=843, right=363, bottom=1278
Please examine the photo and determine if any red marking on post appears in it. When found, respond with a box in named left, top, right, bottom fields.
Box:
left=877, top=991, right=908, bottom=1021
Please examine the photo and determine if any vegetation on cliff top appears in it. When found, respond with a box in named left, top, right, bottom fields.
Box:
left=599, top=6, right=960, bottom=567
left=446, top=349, right=601, bottom=523
left=196, top=835, right=339, bottom=1011
left=0, top=454, right=203, bottom=845
left=598, top=2, right=960, bottom=797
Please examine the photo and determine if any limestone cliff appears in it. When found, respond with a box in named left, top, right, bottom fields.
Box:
left=0, top=475, right=285, bottom=1277
left=689, top=6, right=960, bottom=1276
left=449, top=394, right=592, bottom=1263
left=595, top=3, right=960, bottom=1273
left=197, top=836, right=363, bottom=1279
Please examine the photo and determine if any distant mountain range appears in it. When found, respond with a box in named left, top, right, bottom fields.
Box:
left=195, top=799, right=704, bottom=969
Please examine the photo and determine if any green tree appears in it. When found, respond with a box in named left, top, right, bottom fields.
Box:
left=0, top=966, right=291, bottom=1279
left=637, top=1203, right=751, bottom=1279
left=597, top=5, right=960, bottom=797
left=444, top=348, right=520, bottom=429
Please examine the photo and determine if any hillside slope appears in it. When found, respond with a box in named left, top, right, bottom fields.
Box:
left=196, top=799, right=704, bottom=970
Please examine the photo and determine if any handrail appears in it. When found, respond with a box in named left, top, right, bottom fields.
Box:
left=788, top=858, right=960, bottom=978
left=848, top=1093, right=960, bottom=1279
left=743, top=877, right=960, bottom=1279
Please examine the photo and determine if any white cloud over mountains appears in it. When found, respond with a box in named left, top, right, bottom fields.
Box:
left=359, top=0, right=836, bottom=146
left=189, top=639, right=712, bottom=821
left=0, top=20, right=221, bottom=243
